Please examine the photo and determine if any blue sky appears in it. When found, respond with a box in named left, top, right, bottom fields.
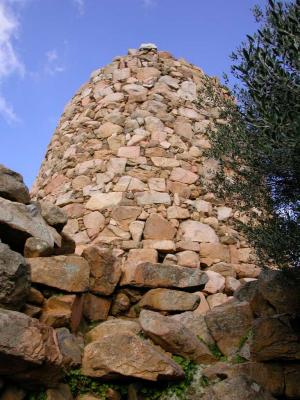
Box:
left=0, top=0, right=266, bottom=187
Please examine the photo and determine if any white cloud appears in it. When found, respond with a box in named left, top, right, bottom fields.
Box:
left=142, top=0, right=156, bottom=8
left=73, top=0, right=84, bottom=15
left=44, top=47, right=66, bottom=76
left=0, top=94, right=18, bottom=122
left=0, top=0, right=25, bottom=123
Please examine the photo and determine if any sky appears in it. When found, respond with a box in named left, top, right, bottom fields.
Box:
left=0, top=0, right=266, bottom=188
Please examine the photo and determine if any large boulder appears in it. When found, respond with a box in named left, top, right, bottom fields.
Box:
left=27, top=255, right=90, bottom=292
left=251, top=314, right=300, bottom=361
left=0, top=197, right=54, bottom=252
left=139, top=288, right=200, bottom=312
left=0, top=243, right=30, bottom=310
left=85, top=318, right=141, bottom=343
left=0, top=308, right=63, bottom=386
left=40, top=201, right=68, bottom=232
left=0, top=164, right=30, bottom=204
left=205, top=300, right=253, bottom=356
left=170, top=311, right=214, bottom=345
left=81, top=332, right=184, bottom=381
left=120, top=262, right=208, bottom=290
left=82, top=246, right=121, bottom=295
left=201, top=375, right=275, bottom=400
left=40, top=294, right=83, bottom=332
left=139, top=310, right=216, bottom=363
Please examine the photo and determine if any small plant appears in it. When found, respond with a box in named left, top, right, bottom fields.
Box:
left=207, top=343, right=227, bottom=362
left=26, top=391, right=47, bottom=400
left=138, top=355, right=198, bottom=399
left=64, top=369, right=127, bottom=399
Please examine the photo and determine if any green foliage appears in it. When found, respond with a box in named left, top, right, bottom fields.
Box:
left=207, top=343, right=227, bottom=362
left=25, top=391, right=47, bottom=400
left=199, top=0, right=300, bottom=268
left=64, top=369, right=127, bottom=399
left=232, top=354, right=247, bottom=364
left=138, top=356, right=198, bottom=399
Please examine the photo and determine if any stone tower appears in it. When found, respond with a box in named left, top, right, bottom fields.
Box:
left=32, top=44, right=259, bottom=291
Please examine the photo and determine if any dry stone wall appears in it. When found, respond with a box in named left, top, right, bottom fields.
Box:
left=32, top=44, right=260, bottom=309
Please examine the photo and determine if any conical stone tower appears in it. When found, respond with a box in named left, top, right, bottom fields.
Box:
left=32, top=44, right=260, bottom=307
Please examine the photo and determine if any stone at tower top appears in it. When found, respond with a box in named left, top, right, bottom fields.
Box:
left=139, top=43, right=158, bottom=51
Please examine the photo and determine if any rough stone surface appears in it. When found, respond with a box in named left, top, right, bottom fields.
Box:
left=85, top=318, right=141, bottom=343
left=202, top=375, right=275, bottom=400
left=0, top=308, right=63, bottom=385
left=139, top=310, right=216, bottom=363
left=139, top=288, right=200, bottom=312
left=0, top=197, right=54, bottom=251
left=0, top=243, right=30, bottom=310
left=82, top=246, right=121, bottom=295
left=82, top=332, right=184, bottom=381
left=0, top=164, right=30, bottom=204
left=205, top=300, right=253, bottom=356
left=251, top=314, right=300, bottom=361
left=120, top=262, right=208, bottom=289
left=28, top=255, right=90, bottom=292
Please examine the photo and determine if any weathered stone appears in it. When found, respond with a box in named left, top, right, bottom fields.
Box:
left=121, top=262, right=208, bottom=289
left=201, top=375, right=275, bottom=400
left=86, top=192, right=123, bottom=211
left=135, top=191, right=171, bottom=206
left=251, top=314, right=300, bottom=361
left=217, top=206, right=232, bottom=221
left=82, top=332, right=184, bottom=381
left=194, top=292, right=210, bottom=315
left=136, top=67, right=160, bottom=83
left=129, top=220, right=144, bottom=242
left=96, top=122, right=122, bottom=138
left=139, top=288, right=200, bottom=312
left=0, top=197, right=54, bottom=252
left=0, top=308, right=63, bottom=385
left=143, top=239, right=176, bottom=252
left=28, top=255, right=90, bottom=292
left=28, top=287, right=44, bottom=305
left=85, top=318, right=141, bottom=343
left=209, top=262, right=236, bottom=277
left=204, top=271, right=225, bottom=294
left=0, top=243, right=30, bottom=310
left=139, top=310, right=216, bottom=363
left=118, top=146, right=140, bottom=158
left=233, top=263, right=261, bottom=279
left=0, top=386, right=26, bottom=400
left=167, top=206, right=190, bottom=220
left=143, top=213, right=176, bottom=240
left=82, top=246, right=121, bottom=295
left=207, top=293, right=229, bottom=309
left=111, top=206, right=142, bottom=228
left=225, top=276, right=241, bottom=294
left=205, top=300, right=253, bottom=356
left=170, top=311, right=214, bottom=345
left=284, top=363, right=300, bottom=399
left=40, top=201, right=68, bottom=231
left=126, top=248, right=158, bottom=267
left=0, top=164, right=30, bottom=204
left=176, top=250, right=200, bottom=268
left=40, top=294, right=83, bottom=332
left=111, top=292, right=131, bottom=315
left=55, top=327, right=82, bottom=367
left=170, top=167, right=198, bottom=184
left=83, top=293, right=111, bottom=321
left=24, top=237, right=53, bottom=258
left=46, top=384, right=73, bottom=400
left=83, top=211, right=105, bottom=238
left=177, top=220, right=219, bottom=243
left=200, top=243, right=230, bottom=266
